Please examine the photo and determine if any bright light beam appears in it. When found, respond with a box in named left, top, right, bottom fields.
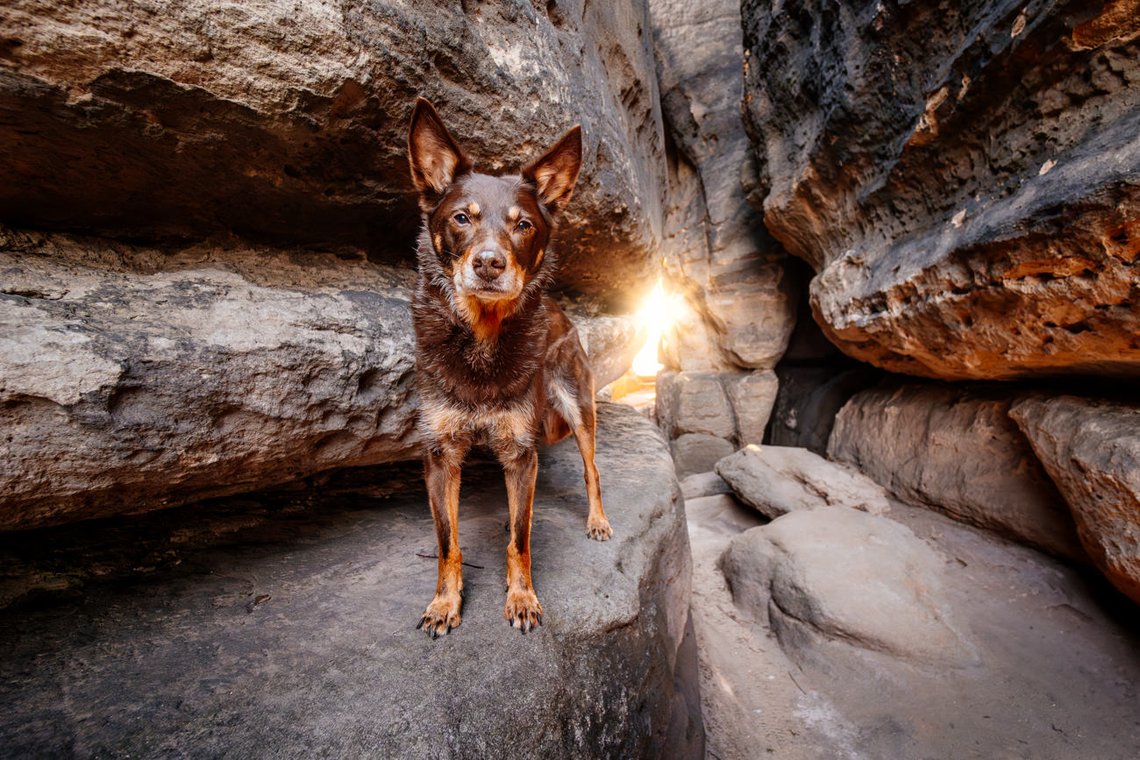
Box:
left=631, top=280, right=678, bottom=377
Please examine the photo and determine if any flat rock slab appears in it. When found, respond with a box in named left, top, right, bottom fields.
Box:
left=716, top=444, right=891, bottom=519
left=0, top=404, right=698, bottom=759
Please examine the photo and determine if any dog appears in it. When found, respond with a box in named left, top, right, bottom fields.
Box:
left=407, top=98, right=612, bottom=638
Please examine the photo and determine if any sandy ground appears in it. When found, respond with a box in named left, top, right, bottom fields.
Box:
left=687, top=492, right=1140, bottom=760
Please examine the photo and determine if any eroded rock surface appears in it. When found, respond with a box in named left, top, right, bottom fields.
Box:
left=1012, top=395, right=1140, bottom=603
left=716, top=445, right=890, bottom=519
left=0, top=0, right=666, bottom=305
left=0, top=228, right=638, bottom=530
left=828, top=384, right=1083, bottom=559
left=742, top=0, right=1140, bottom=379
left=0, top=404, right=702, bottom=758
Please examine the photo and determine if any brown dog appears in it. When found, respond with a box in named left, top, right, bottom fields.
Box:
left=407, top=98, right=612, bottom=638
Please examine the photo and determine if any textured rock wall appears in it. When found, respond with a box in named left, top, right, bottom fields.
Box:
left=742, top=0, right=1139, bottom=380
left=0, top=228, right=636, bottom=530
left=0, top=0, right=666, bottom=306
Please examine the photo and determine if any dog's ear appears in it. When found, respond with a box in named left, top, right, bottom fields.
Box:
left=522, top=125, right=582, bottom=214
left=408, top=98, right=470, bottom=207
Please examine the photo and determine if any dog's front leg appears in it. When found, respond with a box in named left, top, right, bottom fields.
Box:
left=502, top=448, right=543, bottom=633
left=418, top=445, right=466, bottom=638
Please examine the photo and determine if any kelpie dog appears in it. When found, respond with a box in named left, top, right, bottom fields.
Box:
left=407, top=98, right=612, bottom=638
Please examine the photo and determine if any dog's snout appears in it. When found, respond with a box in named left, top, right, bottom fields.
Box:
left=473, top=250, right=507, bottom=280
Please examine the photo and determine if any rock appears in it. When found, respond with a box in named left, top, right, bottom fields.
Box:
left=679, top=471, right=732, bottom=501
left=1011, top=395, right=1140, bottom=604
left=0, top=404, right=701, bottom=757
left=742, top=0, right=1140, bottom=379
left=716, top=445, right=890, bottom=520
left=670, top=434, right=735, bottom=480
left=828, top=385, right=1083, bottom=560
left=649, top=0, right=796, bottom=370
left=764, top=366, right=879, bottom=455
left=655, top=369, right=778, bottom=473
left=0, top=228, right=639, bottom=530
left=0, top=0, right=666, bottom=306
left=721, top=507, right=971, bottom=666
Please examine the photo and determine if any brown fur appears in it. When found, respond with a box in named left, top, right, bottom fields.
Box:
left=407, top=98, right=612, bottom=638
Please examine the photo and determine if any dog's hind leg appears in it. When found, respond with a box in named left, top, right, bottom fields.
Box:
left=572, top=396, right=613, bottom=541
left=418, top=444, right=467, bottom=638
left=502, top=448, right=544, bottom=633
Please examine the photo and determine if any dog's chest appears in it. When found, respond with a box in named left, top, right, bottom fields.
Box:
left=419, top=395, right=537, bottom=450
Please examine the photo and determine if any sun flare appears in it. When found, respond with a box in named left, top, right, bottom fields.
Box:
left=631, top=280, right=680, bottom=377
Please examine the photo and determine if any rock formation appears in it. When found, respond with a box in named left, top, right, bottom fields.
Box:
left=829, top=384, right=1084, bottom=559
left=1012, top=395, right=1140, bottom=603
left=0, top=0, right=668, bottom=306
left=742, top=0, right=1140, bottom=380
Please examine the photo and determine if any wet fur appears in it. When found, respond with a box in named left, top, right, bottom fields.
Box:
left=408, top=98, right=611, bottom=638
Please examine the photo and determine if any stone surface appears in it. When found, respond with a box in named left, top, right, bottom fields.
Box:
left=716, top=445, right=890, bottom=519
left=688, top=485, right=1140, bottom=759
left=0, top=404, right=702, bottom=758
left=0, top=228, right=639, bottom=530
left=722, top=507, right=971, bottom=666
left=656, top=370, right=736, bottom=440
left=829, top=384, right=1083, bottom=559
left=670, top=433, right=735, bottom=480
left=679, top=471, right=732, bottom=501
left=742, top=0, right=1140, bottom=379
left=721, top=370, right=778, bottom=446
left=649, top=0, right=796, bottom=371
left=0, top=0, right=666, bottom=306
left=1011, top=395, right=1140, bottom=603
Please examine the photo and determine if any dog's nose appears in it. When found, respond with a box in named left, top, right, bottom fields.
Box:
left=473, top=250, right=507, bottom=281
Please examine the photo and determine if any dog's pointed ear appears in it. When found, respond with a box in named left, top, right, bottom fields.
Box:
left=408, top=98, right=470, bottom=206
left=522, top=125, right=582, bottom=214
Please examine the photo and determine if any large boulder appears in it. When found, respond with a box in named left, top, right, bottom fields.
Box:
left=0, top=228, right=638, bottom=530
left=0, top=0, right=666, bottom=306
left=649, top=0, right=796, bottom=371
left=721, top=507, right=973, bottom=667
left=828, top=384, right=1083, bottom=559
left=0, top=403, right=703, bottom=757
left=742, top=0, right=1140, bottom=379
left=1011, top=395, right=1140, bottom=604
left=715, top=444, right=890, bottom=519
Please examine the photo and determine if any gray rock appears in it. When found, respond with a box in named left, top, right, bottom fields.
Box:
left=0, top=403, right=702, bottom=758
left=764, top=366, right=879, bottom=455
left=721, top=369, right=778, bottom=446
left=1011, top=395, right=1140, bottom=604
left=650, top=0, right=795, bottom=370
left=679, top=471, right=732, bottom=501
left=716, top=445, right=890, bottom=519
left=742, top=0, right=1140, bottom=379
left=828, top=385, right=1083, bottom=560
left=656, top=370, right=736, bottom=440
left=722, top=507, right=972, bottom=667
left=671, top=434, right=735, bottom=479
left=0, top=0, right=666, bottom=304
left=0, top=228, right=639, bottom=530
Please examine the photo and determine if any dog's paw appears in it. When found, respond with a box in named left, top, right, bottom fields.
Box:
left=417, top=592, right=463, bottom=639
left=586, top=514, right=613, bottom=541
left=504, top=587, right=544, bottom=634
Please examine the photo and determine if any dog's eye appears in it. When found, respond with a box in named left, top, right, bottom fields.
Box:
left=453, top=212, right=470, bottom=226
left=515, top=219, right=533, bottom=233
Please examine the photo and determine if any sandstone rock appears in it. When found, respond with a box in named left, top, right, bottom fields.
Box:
left=828, top=385, right=1083, bottom=559
left=716, top=445, right=890, bottom=519
left=721, top=507, right=971, bottom=666
left=0, top=403, right=702, bottom=758
left=650, top=0, right=795, bottom=370
left=742, top=0, right=1140, bottom=379
left=721, top=370, right=778, bottom=446
left=656, top=371, right=736, bottom=440
left=1011, top=395, right=1140, bottom=603
left=679, top=471, right=732, bottom=501
left=0, top=0, right=666, bottom=305
left=0, top=228, right=639, bottom=530
left=671, top=434, right=735, bottom=480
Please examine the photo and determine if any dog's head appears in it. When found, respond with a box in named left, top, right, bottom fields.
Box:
left=407, top=98, right=581, bottom=308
